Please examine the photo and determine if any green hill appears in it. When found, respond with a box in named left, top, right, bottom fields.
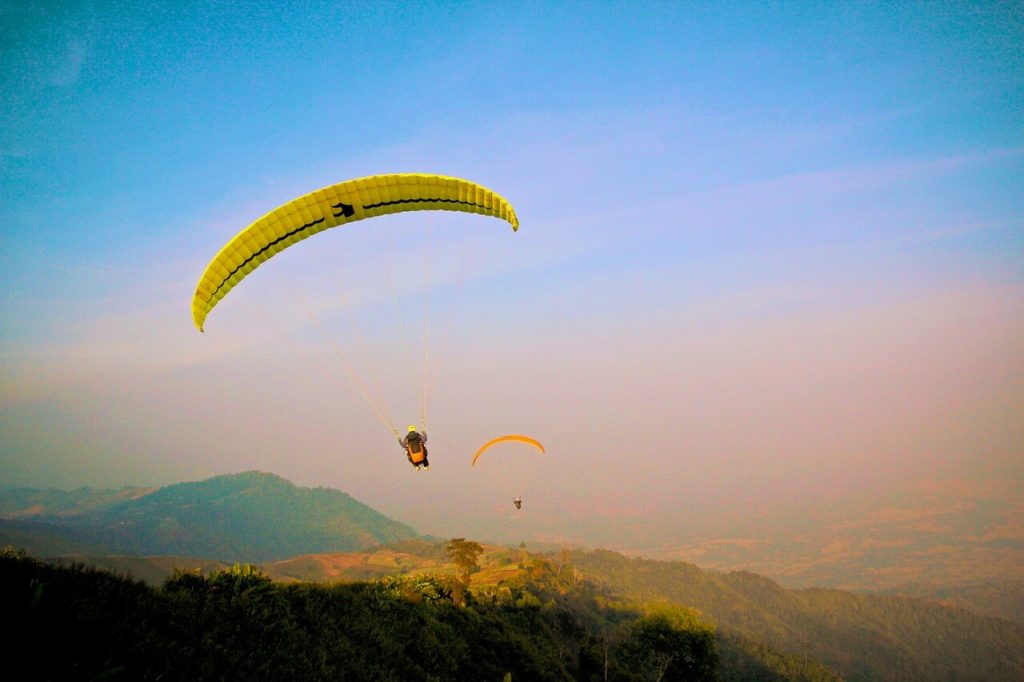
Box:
left=59, top=541, right=1020, bottom=680
left=880, top=580, right=1024, bottom=625
left=567, top=549, right=1024, bottom=682
left=5, top=474, right=1022, bottom=680
left=0, top=472, right=421, bottom=561
left=3, top=549, right=721, bottom=681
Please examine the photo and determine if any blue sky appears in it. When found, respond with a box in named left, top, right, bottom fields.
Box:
left=2, top=2, right=1022, bottom=549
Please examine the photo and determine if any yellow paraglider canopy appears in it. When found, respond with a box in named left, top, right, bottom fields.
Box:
left=192, top=173, right=519, bottom=332
left=471, top=435, right=546, bottom=466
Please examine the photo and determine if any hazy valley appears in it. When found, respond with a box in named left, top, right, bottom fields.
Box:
left=3, top=472, right=1023, bottom=680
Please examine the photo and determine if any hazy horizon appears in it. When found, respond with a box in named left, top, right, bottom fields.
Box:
left=3, top=3, right=1021, bottom=585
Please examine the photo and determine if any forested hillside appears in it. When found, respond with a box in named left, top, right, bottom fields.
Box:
left=567, top=549, right=1024, bottom=681
left=4, top=549, right=724, bottom=681
left=6, top=473, right=1022, bottom=681
left=0, top=472, right=420, bottom=560
left=881, top=580, right=1024, bottom=625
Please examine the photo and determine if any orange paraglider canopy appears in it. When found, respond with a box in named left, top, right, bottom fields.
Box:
left=471, top=435, right=545, bottom=466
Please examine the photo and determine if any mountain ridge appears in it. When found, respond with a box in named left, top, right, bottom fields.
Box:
left=0, top=471, right=420, bottom=561
left=14, top=542, right=1024, bottom=681
left=565, top=548, right=1024, bottom=682
left=4, top=472, right=1023, bottom=680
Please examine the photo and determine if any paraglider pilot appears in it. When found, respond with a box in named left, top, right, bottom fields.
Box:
left=513, top=496, right=523, bottom=510
left=401, top=426, right=429, bottom=470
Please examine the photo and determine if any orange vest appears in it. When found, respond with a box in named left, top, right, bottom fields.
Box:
left=406, top=437, right=426, bottom=463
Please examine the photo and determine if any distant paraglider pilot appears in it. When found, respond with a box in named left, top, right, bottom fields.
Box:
left=401, top=426, right=429, bottom=470
left=513, top=496, right=523, bottom=510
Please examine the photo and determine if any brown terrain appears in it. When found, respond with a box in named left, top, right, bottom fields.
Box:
left=640, top=477, right=1023, bottom=592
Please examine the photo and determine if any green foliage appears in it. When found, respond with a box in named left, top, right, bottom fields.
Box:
left=616, top=612, right=718, bottom=681
left=718, top=633, right=842, bottom=682
left=1, top=548, right=727, bottom=681
left=4, top=547, right=166, bottom=680
left=567, top=548, right=1024, bottom=681
left=446, top=537, right=484, bottom=584
left=17, top=534, right=1022, bottom=680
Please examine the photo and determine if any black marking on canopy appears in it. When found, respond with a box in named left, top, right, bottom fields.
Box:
left=203, top=196, right=503, bottom=307
left=204, top=215, right=325, bottom=304
left=364, top=197, right=492, bottom=212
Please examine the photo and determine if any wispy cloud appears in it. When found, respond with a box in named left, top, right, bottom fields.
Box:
left=720, top=146, right=1024, bottom=205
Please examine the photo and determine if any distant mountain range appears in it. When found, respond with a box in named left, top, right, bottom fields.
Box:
left=566, top=477, right=1024, bottom=595
left=4, top=471, right=1024, bottom=680
left=0, top=471, right=420, bottom=561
